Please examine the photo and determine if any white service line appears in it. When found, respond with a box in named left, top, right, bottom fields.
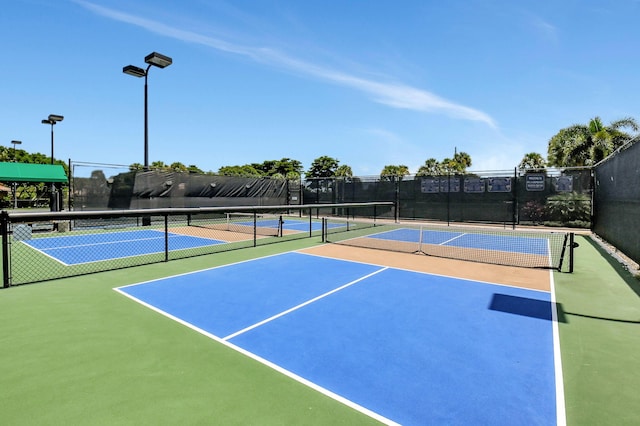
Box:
left=222, top=266, right=389, bottom=341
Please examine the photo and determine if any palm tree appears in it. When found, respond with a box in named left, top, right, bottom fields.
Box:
left=416, top=158, right=441, bottom=176
left=335, top=165, right=353, bottom=177
left=453, top=151, right=472, bottom=172
left=547, top=117, right=638, bottom=167
left=380, top=165, right=410, bottom=181
left=518, top=152, right=546, bottom=172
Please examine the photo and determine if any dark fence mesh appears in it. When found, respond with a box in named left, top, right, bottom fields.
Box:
left=72, top=163, right=590, bottom=228
left=71, top=163, right=301, bottom=211
left=593, top=141, right=640, bottom=265
left=305, top=169, right=592, bottom=227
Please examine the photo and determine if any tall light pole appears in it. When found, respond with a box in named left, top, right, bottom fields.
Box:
left=11, top=140, right=22, bottom=209
left=123, top=52, right=172, bottom=170
left=11, top=140, right=22, bottom=161
left=41, top=114, right=64, bottom=164
left=41, top=114, right=63, bottom=211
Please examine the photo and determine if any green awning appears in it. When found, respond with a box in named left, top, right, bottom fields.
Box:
left=0, top=162, right=68, bottom=183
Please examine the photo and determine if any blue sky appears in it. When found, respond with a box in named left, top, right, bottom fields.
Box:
left=2, top=0, right=639, bottom=176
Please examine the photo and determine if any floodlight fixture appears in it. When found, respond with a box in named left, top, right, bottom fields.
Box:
left=145, top=52, right=172, bottom=68
left=123, top=65, right=146, bottom=78
left=48, top=114, right=64, bottom=122
left=11, top=140, right=22, bottom=160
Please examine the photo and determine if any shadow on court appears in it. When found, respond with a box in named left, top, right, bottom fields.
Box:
left=489, top=293, right=567, bottom=323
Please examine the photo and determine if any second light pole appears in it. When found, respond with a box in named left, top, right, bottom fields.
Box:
left=41, top=114, right=64, bottom=164
left=41, top=114, right=63, bottom=211
left=123, top=52, right=172, bottom=170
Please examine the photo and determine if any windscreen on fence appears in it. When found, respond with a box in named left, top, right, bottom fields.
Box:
left=593, top=140, right=640, bottom=266
left=71, top=162, right=591, bottom=228
left=304, top=169, right=592, bottom=227
left=71, top=163, right=302, bottom=210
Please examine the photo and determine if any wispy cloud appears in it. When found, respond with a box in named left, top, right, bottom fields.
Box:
left=527, top=13, right=558, bottom=44
left=75, top=0, right=496, bottom=127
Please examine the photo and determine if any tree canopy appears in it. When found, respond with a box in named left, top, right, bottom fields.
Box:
left=518, top=152, right=547, bottom=172
left=416, top=151, right=472, bottom=176
left=226, top=158, right=303, bottom=178
left=547, top=117, right=638, bottom=167
left=380, top=164, right=410, bottom=181
left=306, top=156, right=341, bottom=178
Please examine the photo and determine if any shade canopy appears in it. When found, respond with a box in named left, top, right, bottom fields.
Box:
left=0, top=162, right=68, bottom=183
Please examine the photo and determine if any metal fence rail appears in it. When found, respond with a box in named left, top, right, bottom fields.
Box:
left=1, top=202, right=395, bottom=287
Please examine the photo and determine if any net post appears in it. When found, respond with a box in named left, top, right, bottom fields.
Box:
left=308, top=210, right=312, bottom=237
left=557, top=233, right=569, bottom=272
left=394, top=201, right=399, bottom=223
left=512, top=167, right=517, bottom=230
left=569, top=232, right=575, bottom=273
left=1, top=211, right=10, bottom=288
left=321, top=217, right=326, bottom=242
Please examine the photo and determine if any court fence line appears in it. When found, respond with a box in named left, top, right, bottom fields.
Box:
left=1, top=202, right=395, bottom=287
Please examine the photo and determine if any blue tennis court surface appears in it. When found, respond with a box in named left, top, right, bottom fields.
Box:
left=23, top=229, right=224, bottom=265
left=238, top=218, right=341, bottom=232
left=368, top=228, right=550, bottom=255
left=117, top=252, right=561, bottom=425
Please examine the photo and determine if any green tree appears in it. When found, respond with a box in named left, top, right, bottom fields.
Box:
left=518, top=152, right=547, bottom=172
left=453, top=151, right=472, bottom=172
left=335, top=165, right=353, bottom=177
left=547, top=117, right=638, bottom=167
left=306, top=156, right=340, bottom=178
left=187, top=164, right=204, bottom=174
left=129, top=163, right=144, bottom=171
left=416, top=158, right=441, bottom=176
left=217, top=165, right=262, bottom=177
left=416, top=152, right=472, bottom=176
left=271, top=158, right=303, bottom=178
left=380, top=164, right=410, bottom=181
left=150, top=161, right=167, bottom=170
left=169, top=162, right=188, bottom=172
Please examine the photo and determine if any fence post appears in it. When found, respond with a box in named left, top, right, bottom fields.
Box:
left=253, top=211, right=257, bottom=247
left=569, top=232, right=575, bottom=273
left=164, top=214, right=169, bottom=262
left=512, top=167, right=518, bottom=230
left=2, top=211, right=10, bottom=288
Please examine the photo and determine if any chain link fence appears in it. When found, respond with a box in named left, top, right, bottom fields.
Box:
left=1, top=202, right=394, bottom=286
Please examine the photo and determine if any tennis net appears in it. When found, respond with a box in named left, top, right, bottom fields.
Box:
left=323, top=218, right=575, bottom=271
left=188, top=212, right=283, bottom=237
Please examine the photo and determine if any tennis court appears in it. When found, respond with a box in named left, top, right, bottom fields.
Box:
left=117, top=250, right=562, bottom=425
left=22, top=229, right=225, bottom=265
left=190, top=214, right=343, bottom=235
left=325, top=220, right=573, bottom=271
left=16, top=217, right=346, bottom=267
left=365, top=227, right=551, bottom=255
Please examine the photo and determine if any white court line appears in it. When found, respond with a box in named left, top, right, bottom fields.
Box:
left=113, top=268, right=400, bottom=426
left=549, top=268, right=567, bottom=426
left=222, top=266, right=389, bottom=341
left=438, top=233, right=466, bottom=245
